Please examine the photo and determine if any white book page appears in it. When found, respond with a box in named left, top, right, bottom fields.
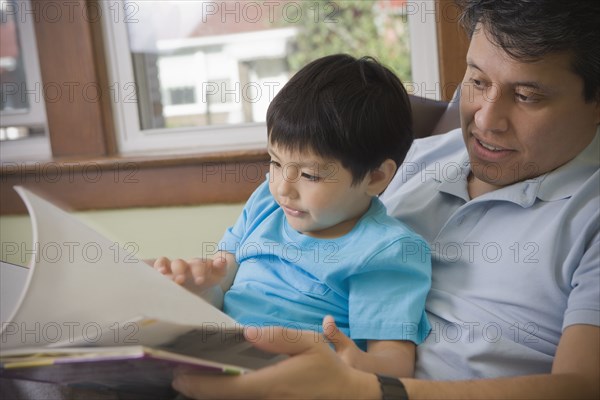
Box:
left=0, top=261, right=30, bottom=325
left=1, top=187, right=237, bottom=350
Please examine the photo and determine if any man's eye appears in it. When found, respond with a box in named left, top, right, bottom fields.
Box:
left=515, top=93, right=529, bottom=102
left=515, top=91, right=539, bottom=103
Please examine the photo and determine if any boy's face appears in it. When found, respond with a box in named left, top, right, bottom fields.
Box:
left=267, top=144, right=373, bottom=239
left=460, top=24, right=600, bottom=189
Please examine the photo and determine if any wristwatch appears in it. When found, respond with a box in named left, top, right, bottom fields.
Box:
left=376, top=374, right=409, bottom=400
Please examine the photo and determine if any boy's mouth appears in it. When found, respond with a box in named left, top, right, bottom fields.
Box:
left=281, top=204, right=305, bottom=217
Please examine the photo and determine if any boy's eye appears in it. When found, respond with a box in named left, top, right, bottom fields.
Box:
left=269, top=160, right=281, bottom=168
left=471, top=78, right=484, bottom=89
left=301, top=172, right=320, bottom=182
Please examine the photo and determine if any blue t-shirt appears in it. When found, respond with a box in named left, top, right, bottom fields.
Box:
left=219, top=181, right=431, bottom=347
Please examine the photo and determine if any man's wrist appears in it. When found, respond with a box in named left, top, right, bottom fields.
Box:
left=376, top=374, right=409, bottom=400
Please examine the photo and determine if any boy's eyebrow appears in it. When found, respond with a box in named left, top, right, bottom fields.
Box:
left=466, top=60, right=551, bottom=93
left=268, top=147, right=326, bottom=169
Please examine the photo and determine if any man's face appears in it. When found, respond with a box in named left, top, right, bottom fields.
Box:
left=460, top=24, right=600, bottom=189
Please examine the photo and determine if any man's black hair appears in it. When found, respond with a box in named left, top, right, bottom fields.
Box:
left=266, top=54, right=413, bottom=185
left=457, top=0, right=600, bottom=103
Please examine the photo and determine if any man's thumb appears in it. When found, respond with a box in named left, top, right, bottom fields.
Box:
left=322, top=315, right=352, bottom=351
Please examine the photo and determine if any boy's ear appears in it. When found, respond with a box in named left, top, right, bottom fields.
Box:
left=366, top=159, right=397, bottom=196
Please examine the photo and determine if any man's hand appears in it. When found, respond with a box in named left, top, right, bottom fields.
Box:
left=172, top=326, right=381, bottom=399
left=322, top=315, right=363, bottom=368
left=323, top=315, right=416, bottom=377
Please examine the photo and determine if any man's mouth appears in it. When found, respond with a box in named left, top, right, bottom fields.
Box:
left=478, top=139, right=505, bottom=152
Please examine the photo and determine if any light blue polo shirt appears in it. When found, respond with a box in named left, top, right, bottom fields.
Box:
left=381, top=128, right=599, bottom=379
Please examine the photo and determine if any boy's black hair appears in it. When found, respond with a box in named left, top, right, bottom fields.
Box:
left=266, top=54, right=413, bottom=185
left=457, top=0, right=600, bottom=103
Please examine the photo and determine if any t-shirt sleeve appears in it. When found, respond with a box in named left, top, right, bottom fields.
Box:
left=348, top=235, right=432, bottom=344
left=563, top=231, right=600, bottom=329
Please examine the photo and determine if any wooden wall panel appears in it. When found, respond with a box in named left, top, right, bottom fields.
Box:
left=31, top=0, right=108, bottom=157
left=436, top=0, right=469, bottom=102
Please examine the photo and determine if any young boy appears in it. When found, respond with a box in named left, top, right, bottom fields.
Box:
left=155, top=54, right=431, bottom=377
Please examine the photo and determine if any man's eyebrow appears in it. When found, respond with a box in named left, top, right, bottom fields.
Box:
left=466, top=60, right=550, bottom=92
left=512, top=81, right=547, bottom=91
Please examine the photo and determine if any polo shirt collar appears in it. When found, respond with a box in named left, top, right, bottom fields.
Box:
left=436, top=128, right=599, bottom=206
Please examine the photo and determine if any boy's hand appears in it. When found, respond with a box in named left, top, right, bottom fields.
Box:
left=153, top=254, right=229, bottom=290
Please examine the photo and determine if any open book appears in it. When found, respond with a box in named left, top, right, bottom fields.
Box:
left=0, top=187, right=283, bottom=396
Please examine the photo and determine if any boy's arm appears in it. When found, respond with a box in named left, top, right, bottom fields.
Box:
left=365, top=340, right=415, bottom=377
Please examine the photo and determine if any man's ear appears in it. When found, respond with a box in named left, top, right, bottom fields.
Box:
left=366, top=159, right=397, bottom=196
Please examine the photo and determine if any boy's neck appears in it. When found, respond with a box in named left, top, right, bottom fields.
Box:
left=303, top=199, right=373, bottom=239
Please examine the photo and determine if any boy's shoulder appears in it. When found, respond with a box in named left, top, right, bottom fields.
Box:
left=242, top=178, right=279, bottom=221
left=363, top=198, right=428, bottom=245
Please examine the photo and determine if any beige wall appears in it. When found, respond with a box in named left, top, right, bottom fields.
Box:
left=0, top=204, right=244, bottom=267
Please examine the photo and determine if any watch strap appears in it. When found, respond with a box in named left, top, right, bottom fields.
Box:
left=376, top=374, right=409, bottom=400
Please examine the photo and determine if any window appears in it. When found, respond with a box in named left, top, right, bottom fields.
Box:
left=101, top=0, right=437, bottom=155
left=0, top=0, right=50, bottom=161
left=1, top=0, right=465, bottom=214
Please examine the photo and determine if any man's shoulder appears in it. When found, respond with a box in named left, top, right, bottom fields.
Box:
left=407, top=128, right=465, bottom=164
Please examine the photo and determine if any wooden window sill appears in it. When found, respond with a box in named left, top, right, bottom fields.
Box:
left=0, top=149, right=269, bottom=215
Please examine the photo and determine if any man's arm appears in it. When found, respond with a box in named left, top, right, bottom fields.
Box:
left=403, top=325, right=599, bottom=399
left=172, top=324, right=599, bottom=399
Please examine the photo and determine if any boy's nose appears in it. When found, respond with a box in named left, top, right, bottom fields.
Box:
left=277, top=176, right=298, bottom=199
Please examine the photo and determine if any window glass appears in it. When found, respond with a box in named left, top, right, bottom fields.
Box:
left=0, top=0, right=29, bottom=115
left=0, top=0, right=48, bottom=150
left=125, top=0, right=412, bottom=132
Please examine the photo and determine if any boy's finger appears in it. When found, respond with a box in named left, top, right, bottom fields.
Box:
left=211, top=256, right=228, bottom=276
left=188, top=258, right=211, bottom=285
left=153, top=256, right=171, bottom=274
left=170, top=259, right=189, bottom=284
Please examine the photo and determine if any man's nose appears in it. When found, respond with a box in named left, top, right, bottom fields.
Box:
left=474, top=85, right=509, bottom=134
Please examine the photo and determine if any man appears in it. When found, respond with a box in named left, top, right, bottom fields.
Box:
left=172, top=0, right=599, bottom=398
